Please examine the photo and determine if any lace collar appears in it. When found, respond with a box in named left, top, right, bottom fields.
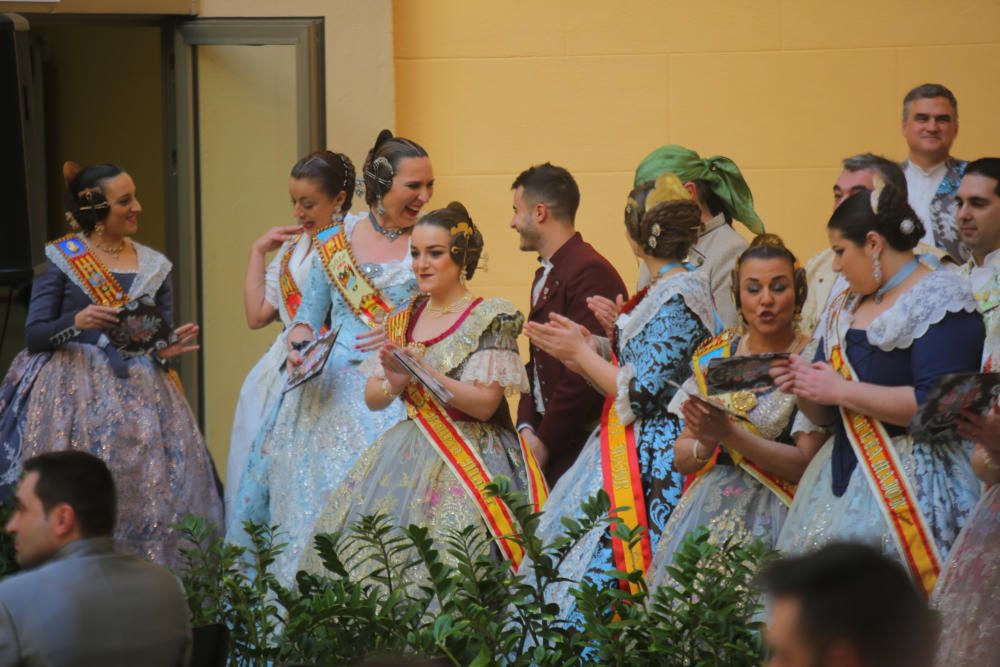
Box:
left=343, top=211, right=415, bottom=289
left=416, top=297, right=521, bottom=375
left=615, top=269, right=715, bottom=346
left=837, top=268, right=978, bottom=352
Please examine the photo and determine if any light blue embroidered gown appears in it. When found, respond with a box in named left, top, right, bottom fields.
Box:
left=777, top=270, right=983, bottom=574
left=226, top=233, right=314, bottom=515
left=228, top=214, right=417, bottom=586
left=519, top=270, right=715, bottom=625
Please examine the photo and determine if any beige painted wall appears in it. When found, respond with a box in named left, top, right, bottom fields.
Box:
left=197, top=43, right=298, bottom=470
left=393, top=0, right=1000, bottom=317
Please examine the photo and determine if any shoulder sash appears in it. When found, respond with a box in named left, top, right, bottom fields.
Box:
left=688, top=332, right=796, bottom=506
left=278, top=235, right=307, bottom=321
left=601, top=355, right=653, bottom=592
left=49, top=235, right=127, bottom=307
left=387, top=299, right=527, bottom=567
left=825, top=291, right=941, bottom=594
left=313, top=223, right=394, bottom=328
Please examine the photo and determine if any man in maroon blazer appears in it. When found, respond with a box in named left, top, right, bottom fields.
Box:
left=511, top=163, right=628, bottom=485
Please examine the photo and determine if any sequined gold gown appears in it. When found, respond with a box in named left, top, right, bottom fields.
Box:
left=297, top=297, right=530, bottom=581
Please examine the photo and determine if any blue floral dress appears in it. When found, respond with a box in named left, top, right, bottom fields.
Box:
left=519, top=269, right=715, bottom=624
left=228, top=214, right=418, bottom=586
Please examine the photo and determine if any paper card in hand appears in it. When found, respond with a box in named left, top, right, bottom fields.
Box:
left=284, top=326, right=342, bottom=393
left=910, top=372, right=1000, bottom=436
left=105, top=296, right=177, bottom=358
left=705, top=353, right=789, bottom=395
left=391, top=349, right=454, bottom=405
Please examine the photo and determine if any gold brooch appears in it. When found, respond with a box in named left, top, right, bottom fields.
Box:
left=730, top=390, right=757, bottom=415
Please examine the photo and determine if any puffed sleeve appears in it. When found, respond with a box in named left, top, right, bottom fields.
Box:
left=460, top=312, right=529, bottom=396
left=24, top=263, right=80, bottom=352
left=616, top=294, right=711, bottom=425
left=291, top=255, right=332, bottom=334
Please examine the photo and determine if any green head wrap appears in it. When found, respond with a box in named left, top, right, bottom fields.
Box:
left=633, top=145, right=764, bottom=235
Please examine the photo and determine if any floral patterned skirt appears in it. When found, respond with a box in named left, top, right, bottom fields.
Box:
left=648, top=463, right=788, bottom=591
left=297, top=418, right=528, bottom=584
left=18, top=344, right=223, bottom=571
left=932, top=483, right=1000, bottom=667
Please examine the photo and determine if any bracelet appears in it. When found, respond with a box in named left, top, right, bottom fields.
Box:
left=691, top=439, right=710, bottom=465
left=381, top=378, right=403, bottom=399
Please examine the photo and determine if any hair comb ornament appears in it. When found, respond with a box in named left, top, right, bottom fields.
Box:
left=644, top=173, right=692, bottom=211
left=869, top=173, right=886, bottom=215
left=367, top=156, right=394, bottom=188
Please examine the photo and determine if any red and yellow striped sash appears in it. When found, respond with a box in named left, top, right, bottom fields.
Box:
left=600, top=360, right=653, bottom=593
left=829, top=345, right=941, bottom=594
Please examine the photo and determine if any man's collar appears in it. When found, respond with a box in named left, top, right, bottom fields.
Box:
left=47, top=536, right=115, bottom=566
left=541, top=231, right=583, bottom=267
left=905, top=158, right=949, bottom=177
left=974, top=247, right=1000, bottom=270
left=700, top=212, right=728, bottom=236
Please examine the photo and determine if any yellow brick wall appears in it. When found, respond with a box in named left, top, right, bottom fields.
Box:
left=393, top=0, right=1000, bottom=313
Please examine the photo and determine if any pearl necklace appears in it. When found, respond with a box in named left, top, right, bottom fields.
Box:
left=426, top=292, right=473, bottom=317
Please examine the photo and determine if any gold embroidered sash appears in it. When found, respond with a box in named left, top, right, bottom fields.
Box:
left=50, top=235, right=128, bottom=307
left=313, top=223, right=394, bottom=328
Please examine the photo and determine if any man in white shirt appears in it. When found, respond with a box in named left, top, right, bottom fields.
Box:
left=900, top=83, right=968, bottom=262
left=955, top=158, right=1000, bottom=369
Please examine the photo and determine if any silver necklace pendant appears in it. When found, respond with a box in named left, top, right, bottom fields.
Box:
left=369, top=213, right=406, bottom=242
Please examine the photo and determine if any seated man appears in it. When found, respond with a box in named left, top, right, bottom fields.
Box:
left=758, top=543, right=938, bottom=667
left=0, top=451, right=191, bottom=666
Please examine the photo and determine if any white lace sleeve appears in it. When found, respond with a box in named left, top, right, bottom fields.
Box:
left=459, top=348, right=529, bottom=396
left=264, top=252, right=282, bottom=309
left=791, top=410, right=829, bottom=437
left=614, top=363, right=637, bottom=426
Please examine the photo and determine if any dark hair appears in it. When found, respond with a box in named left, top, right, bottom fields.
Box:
left=22, top=451, right=116, bottom=538
left=842, top=153, right=908, bottom=197
left=965, top=158, right=1000, bottom=196
left=415, top=202, right=484, bottom=280
left=362, top=129, right=429, bottom=207
left=758, top=543, right=938, bottom=667
left=903, top=83, right=958, bottom=122
left=625, top=180, right=702, bottom=260
left=731, top=233, right=807, bottom=316
left=828, top=184, right=924, bottom=251
left=63, top=162, right=124, bottom=234
left=690, top=178, right=730, bottom=223
left=290, top=150, right=356, bottom=212
left=510, top=163, right=581, bottom=222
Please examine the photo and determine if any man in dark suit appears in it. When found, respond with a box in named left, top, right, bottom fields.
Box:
left=511, top=163, right=628, bottom=484
left=0, top=451, right=191, bottom=666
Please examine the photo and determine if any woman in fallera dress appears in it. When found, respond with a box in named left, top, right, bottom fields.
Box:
left=773, top=184, right=983, bottom=596
left=0, top=162, right=222, bottom=570
left=648, top=234, right=828, bottom=590
left=298, top=202, right=532, bottom=581
left=225, top=150, right=357, bottom=515
left=229, top=130, right=430, bottom=586
left=520, top=173, right=716, bottom=624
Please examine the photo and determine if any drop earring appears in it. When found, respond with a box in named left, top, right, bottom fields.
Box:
left=331, top=211, right=344, bottom=224
left=376, top=194, right=386, bottom=217
left=871, top=252, right=883, bottom=286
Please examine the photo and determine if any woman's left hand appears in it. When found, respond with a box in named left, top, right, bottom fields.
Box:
left=680, top=397, right=734, bottom=444
left=157, top=323, right=200, bottom=360
left=524, top=313, right=588, bottom=363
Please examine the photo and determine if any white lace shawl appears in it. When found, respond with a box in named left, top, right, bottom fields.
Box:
left=613, top=270, right=716, bottom=425
left=45, top=236, right=172, bottom=302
